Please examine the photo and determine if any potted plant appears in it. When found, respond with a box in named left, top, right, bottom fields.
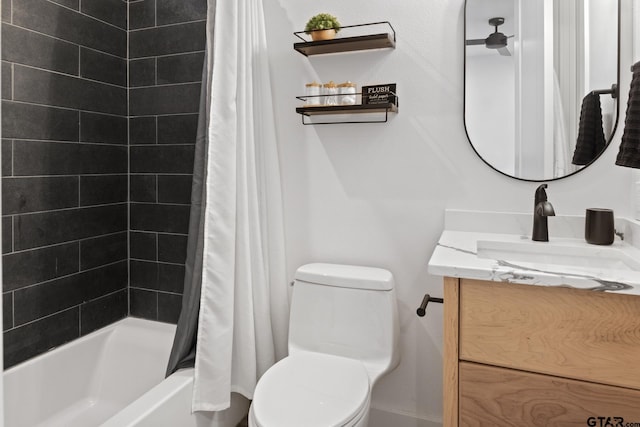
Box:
left=305, top=13, right=341, bottom=41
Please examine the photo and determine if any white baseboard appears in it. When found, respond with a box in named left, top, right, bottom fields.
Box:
left=369, top=407, right=442, bottom=427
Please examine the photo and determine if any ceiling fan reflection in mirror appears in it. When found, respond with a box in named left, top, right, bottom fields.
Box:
left=466, top=17, right=514, bottom=56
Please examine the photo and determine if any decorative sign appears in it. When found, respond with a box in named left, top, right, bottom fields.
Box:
left=362, top=83, right=397, bottom=105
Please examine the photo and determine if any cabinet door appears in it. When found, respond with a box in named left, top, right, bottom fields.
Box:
left=460, top=362, right=640, bottom=426
left=459, top=279, right=640, bottom=389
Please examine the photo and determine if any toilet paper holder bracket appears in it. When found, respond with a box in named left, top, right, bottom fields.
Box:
left=416, top=293, right=443, bottom=317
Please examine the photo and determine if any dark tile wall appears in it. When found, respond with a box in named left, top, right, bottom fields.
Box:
left=1, top=0, right=128, bottom=369
left=128, top=0, right=205, bottom=323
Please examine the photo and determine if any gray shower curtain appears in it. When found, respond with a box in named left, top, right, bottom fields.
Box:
left=165, top=44, right=213, bottom=376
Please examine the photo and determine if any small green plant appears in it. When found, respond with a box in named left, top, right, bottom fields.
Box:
left=304, top=13, right=341, bottom=34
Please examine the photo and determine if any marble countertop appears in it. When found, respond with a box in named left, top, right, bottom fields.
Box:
left=428, top=211, right=640, bottom=296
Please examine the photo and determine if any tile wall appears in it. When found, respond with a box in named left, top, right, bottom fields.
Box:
left=0, top=0, right=206, bottom=368
left=128, top=0, right=206, bottom=322
left=1, top=0, right=129, bottom=368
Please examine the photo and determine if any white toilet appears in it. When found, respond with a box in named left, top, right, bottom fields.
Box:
left=249, top=263, right=400, bottom=427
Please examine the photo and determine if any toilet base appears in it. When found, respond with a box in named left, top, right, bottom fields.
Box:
left=248, top=396, right=370, bottom=427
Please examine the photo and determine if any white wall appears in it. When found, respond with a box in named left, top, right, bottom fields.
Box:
left=466, top=53, right=516, bottom=176
left=264, top=0, right=633, bottom=423
left=587, top=0, right=618, bottom=136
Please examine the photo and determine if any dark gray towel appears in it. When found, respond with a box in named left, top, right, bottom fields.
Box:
left=572, top=92, right=606, bottom=165
left=616, top=61, right=640, bottom=168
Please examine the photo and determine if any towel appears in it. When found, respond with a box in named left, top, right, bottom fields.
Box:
left=615, top=62, right=640, bottom=168
left=572, top=92, right=606, bottom=165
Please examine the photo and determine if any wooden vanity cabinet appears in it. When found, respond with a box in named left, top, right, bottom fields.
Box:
left=443, top=277, right=640, bottom=426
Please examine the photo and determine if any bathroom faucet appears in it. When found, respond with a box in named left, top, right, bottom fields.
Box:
left=532, top=184, right=556, bottom=242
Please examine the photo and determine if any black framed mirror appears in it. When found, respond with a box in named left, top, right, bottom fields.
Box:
left=464, top=0, right=620, bottom=182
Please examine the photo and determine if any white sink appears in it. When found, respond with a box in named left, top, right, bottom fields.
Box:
left=476, top=240, right=640, bottom=271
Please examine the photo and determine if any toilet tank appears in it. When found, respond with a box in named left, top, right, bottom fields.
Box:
left=288, top=263, right=400, bottom=381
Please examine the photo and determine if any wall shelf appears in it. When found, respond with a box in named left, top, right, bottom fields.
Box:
left=294, top=33, right=395, bottom=56
left=293, top=22, right=396, bottom=57
left=293, top=21, right=397, bottom=124
left=295, top=102, right=398, bottom=125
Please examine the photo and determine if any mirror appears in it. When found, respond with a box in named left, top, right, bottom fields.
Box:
left=464, top=0, right=620, bottom=181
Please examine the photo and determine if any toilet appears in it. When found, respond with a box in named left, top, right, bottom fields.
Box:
left=249, top=263, right=400, bottom=427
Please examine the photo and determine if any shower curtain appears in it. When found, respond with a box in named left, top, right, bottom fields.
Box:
left=552, top=70, right=572, bottom=177
left=165, top=0, right=289, bottom=412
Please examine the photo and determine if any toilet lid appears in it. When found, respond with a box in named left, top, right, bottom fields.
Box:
left=252, top=352, right=370, bottom=427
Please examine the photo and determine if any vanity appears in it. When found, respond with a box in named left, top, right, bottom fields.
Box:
left=429, top=211, right=640, bottom=426
left=437, top=0, right=635, bottom=421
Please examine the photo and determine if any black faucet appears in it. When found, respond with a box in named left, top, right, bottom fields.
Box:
left=532, top=184, right=556, bottom=242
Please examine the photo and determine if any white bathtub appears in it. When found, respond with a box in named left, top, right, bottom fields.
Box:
left=4, top=317, right=249, bottom=427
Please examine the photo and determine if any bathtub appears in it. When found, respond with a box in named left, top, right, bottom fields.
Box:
left=4, top=317, right=249, bottom=427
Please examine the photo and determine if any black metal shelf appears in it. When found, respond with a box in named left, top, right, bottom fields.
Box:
left=293, top=22, right=397, bottom=124
left=296, top=103, right=397, bottom=115
left=295, top=102, right=398, bottom=125
left=293, top=22, right=396, bottom=57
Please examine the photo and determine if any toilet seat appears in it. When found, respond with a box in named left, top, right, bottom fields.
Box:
left=251, top=352, right=371, bottom=427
